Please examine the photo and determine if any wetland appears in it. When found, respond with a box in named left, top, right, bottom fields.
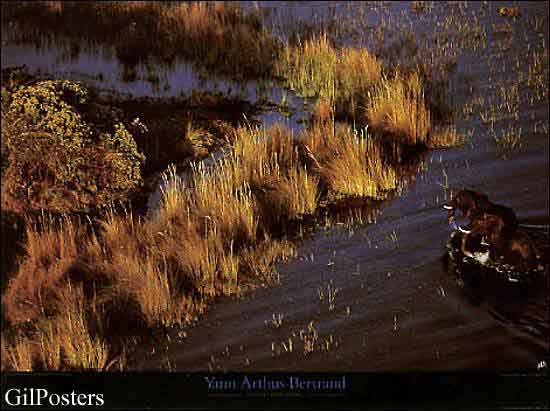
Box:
left=1, top=1, right=548, bottom=372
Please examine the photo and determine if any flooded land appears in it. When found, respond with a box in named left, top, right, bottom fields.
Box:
left=1, top=1, right=548, bottom=372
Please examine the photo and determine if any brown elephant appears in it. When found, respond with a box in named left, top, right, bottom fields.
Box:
left=459, top=213, right=542, bottom=272
left=443, top=189, right=518, bottom=230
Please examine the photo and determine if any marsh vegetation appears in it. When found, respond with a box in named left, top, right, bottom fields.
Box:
left=1, top=1, right=548, bottom=371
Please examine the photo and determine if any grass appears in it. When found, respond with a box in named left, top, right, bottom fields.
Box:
left=493, top=124, right=523, bottom=158
left=320, top=126, right=397, bottom=198
left=276, top=33, right=456, bottom=150
left=2, top=214, right=82, bottom=325
left=428, top=125, right=460, bottom=149
left=2, top=335, right=35, bottom=371
left=275, top=165, right=320, bottom=219
left=2, top=5, right=471, bottom=371
left=276, top=33, right=382, bottom=118
left=3, top=282, right=109, bottom=371
left=301, top=122, right=398, bottom=198
left=363, top=72, right=431, bottom=146
left=39, top=283, right=109, bottom=370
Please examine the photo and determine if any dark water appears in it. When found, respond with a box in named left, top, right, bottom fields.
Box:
left=2, top=1, right=549, bottom=370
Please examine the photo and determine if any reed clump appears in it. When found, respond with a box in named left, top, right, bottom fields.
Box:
left=277, top=33, right=456, bottom=149
left=303, top=123, right=397, bottom=198
left=2, top=215, right=83, bottom=325
left=363, top=72, right=431, bottom=146
left=39, top=283, right=109, bottom=371
left=3, top=282, right=109, bottom=371
left=276, top=33, right=382, bottom=117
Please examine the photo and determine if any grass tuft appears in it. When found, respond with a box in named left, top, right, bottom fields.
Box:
left=277, top=33, right=382, bottom=117
left=364, top=72, right=431, bottom=145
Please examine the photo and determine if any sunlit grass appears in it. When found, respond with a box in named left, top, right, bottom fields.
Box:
left=43, top=284, right=108, bottom=370
left=2, top=335, right=35, bottom=371
left=2, top=215, right=82, bottom=325
left=320, top=125, right=397, bottom=198
left=428, top=125, right=460, bottom=148
left=3, top=283, right=109, bottom=371
left=364, top=72, right=431, bottom=145
left=275, top=165, right=320, bottom=219
left=277, top=33, right=382, bottom=116
left=2, top=119, right=405, bottom=369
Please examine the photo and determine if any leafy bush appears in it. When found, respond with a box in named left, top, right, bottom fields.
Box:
left=2, top=79, right=145, bottom=212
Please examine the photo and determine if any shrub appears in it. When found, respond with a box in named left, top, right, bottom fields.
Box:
left=2, top=80, right=144, bottom=212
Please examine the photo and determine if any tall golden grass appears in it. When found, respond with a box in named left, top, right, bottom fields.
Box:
left=3, top=282, right=108, bottom=371
left=277, top=33, right=456, bottom=149
left=2, top=215, right=82, bottom=325
left=302, top=123, right=397, bottom=198
left=2, top=335, right=35, bottom=371
left=38, top=283, right=108, bottom=370
left=277, top=33, right=382, bottom=115
left=364, top=72, right=431, bottom=145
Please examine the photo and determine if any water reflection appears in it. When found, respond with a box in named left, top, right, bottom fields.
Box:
left=1, top=27, right=308, bottom=133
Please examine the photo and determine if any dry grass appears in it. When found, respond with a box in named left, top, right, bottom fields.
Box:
left=2, top=334, right=35, bottom=371
left=2, top=215, right=83, bottom=325
left=428, top=125, right=460, bottom=148
left=275, top=165, right=320, bottom=219
left=2, top=1, right=280, bottom=79
left=312, top=97, right=334, bottom=124
left=278, top=33, right=452, bottom=148
left=3, top=283, right=109, bottom=371
left=239, top=239, right=295, bottom=281
left=39, top=284, right=108, bottom=370
left=317, top=125, right=397, bottom=198
left=364, top=72, right=431, bottom=145
left=179, top=122, right=215, bottom=158
left=277, top=33, right=382, bottom=116
left=493, top=124, right=523, bottom=158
